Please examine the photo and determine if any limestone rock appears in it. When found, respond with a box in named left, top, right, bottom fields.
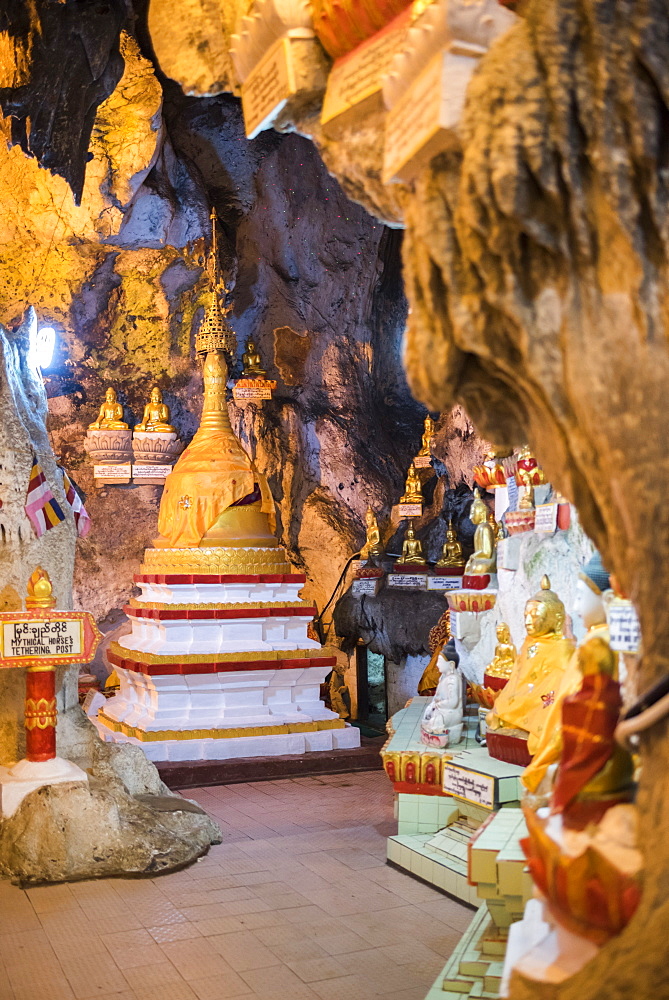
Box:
left=0, top=778, right=221, bottom=884
left=148, top=0, right=238, bottom=97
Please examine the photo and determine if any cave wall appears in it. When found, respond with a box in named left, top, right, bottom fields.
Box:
left=0, top=6, right=449, bottom=632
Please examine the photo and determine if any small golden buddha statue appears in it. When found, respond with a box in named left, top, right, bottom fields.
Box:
left=397, top=522, right=425, bottom=565
left=418, top=415, right=436, bottom=456
left=518, top=468, right=536, bottom=509
left=486, top=623, right=517, bottom=679
left=463, top=489, right=496, bottom=579
left=360, top=507, right=383, bottom=559
left=487, top=576, right=576, bottom=751
left=400, top=463, right=423, bottom=505
left=436, top=519, right=464, bottom=569
left=134, top=387, right=176, bottom=433
left=241, top=339, right=267, bottom=378
left=88, top=387, right=128, bottom=430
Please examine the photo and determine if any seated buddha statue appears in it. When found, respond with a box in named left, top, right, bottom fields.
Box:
left=487, top=576, right=575, bottom=754
left=435, top=519, right=465, bottom=570
left=399, top=463, right=423, bottom=504
left=523, top=552, right=617, bottom=795
left=360, top=507, right=382, bottom=559
left=241, top=339, right=267, bottom=378
left=396, top=522, right=425, bottom=565
left=486, top=622, right=517, bottom=680
left=418, top=415, right=436, bottom=456
left=420, top=643, right=464, bottom=748
left=463, top=489, right=496, bottom=584
left=134, top=387, right=176, bottom=433
left=550, top=635, right=635, bottom=830
left=88, top=387, right=128, bottom=430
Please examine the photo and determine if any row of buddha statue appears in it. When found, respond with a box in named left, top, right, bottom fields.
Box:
left=89, top=386, right=176, bottom=434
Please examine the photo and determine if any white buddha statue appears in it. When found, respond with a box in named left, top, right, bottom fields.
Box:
left=420, top=641, right=464, bottom=748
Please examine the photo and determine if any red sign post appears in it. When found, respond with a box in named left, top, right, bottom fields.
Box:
left=0, top=569, right=102, bottom=762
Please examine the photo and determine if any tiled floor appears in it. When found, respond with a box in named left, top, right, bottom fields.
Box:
left=0, top=772, right=472, bottom=1000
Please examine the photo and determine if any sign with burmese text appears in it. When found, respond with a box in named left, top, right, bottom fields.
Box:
left=443, top=763, right=495, bottom=809
left=0, top=610, right=102, bottom=668
left=2, top=619, right=83, bottom=659
left=352, top=577, right=382, bottom=597
left=608, top=603, right=642, bottom=653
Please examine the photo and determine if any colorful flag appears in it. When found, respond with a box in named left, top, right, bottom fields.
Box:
left=25, top=458, right=66, bottom=538
left=61, top=469, right=91, bottom=538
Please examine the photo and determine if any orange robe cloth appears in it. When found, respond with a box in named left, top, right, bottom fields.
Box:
left=158, top=429, right=274, bottom=548
left=551, top=672, right=622, bottom=815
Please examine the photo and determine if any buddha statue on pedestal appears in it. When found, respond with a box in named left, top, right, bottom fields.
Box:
left=396, top=522, right=425, bottom=566
left=88, top=388, right=128, bottom=430
left=463, top=489, right=496, bottom=587
left=523, top=553, right=619, bottom=796
left=486, top=623, right=517, bottom=680
left=399, top=463, right=423, bottom=505
left=418, top=415, right=436, bottom=456
left=241, top=339, right=267, bottom=378
left=134, top=387, right=176, bottom=433
left=486, top=576, right=575, bottom=760
left=420, top=641, right=464, bottom=749
left=360, top=507, right=383, bottom=560
left=435, top=519, right=465, bottom=571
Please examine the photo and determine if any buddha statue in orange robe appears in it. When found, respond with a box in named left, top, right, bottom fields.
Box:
left=487, top=576, right=575, bottom=751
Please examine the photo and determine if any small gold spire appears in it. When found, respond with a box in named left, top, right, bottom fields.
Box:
left=26, top=567, right=56, bottom=609
left=195, top=209, right=236, bottom=357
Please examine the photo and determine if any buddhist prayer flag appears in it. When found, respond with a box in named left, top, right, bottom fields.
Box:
left=62, top=469, right=91, bottom=538
left=25, top=457, right=65, bottom=538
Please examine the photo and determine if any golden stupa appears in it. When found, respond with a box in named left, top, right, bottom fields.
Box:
left=156, top=211, right=275, bottom=551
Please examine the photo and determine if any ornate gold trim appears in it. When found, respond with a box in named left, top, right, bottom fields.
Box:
left=141, top=546, right=291, bottom=575
left=128, top=599, right=312, bottom=612
left=97, top=713, right=345, bottom=742
left=25, top=697, right=57, bottom=729
left=108, top=642, right=325, bottom=665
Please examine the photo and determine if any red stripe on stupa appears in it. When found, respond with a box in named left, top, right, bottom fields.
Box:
left=123, top=605, right=316, bottom=620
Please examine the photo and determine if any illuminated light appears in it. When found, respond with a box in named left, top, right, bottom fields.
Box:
left=28, top=317, right=56, bottom=371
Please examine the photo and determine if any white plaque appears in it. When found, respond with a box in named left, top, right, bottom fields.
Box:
left=321, top=16, right=408, bottom=126
left=352, top=577, right=381, bottom=597
left=94, top=464, right=131, bottom=480
left=1, top=619, right=83, bottom=659
left=534, top=503, right=558, bottom=534
left=608, top=604, right=642, bottom=653
left=443, top=763, right=494, bottom=809
left=413, top=455, right=432, bottom=468
left=427, top=576, right=462, bottom=592
left=387, top=574, right=427, bottom=591
left=241, top=37, right=292, bottom=139
left=233, top=385, right=273, bottom=401
left=398, top=503, right=422, bottom=517
left=506, top=475, right=519, bottom=511
left=132, top=464, right=172, bottom=480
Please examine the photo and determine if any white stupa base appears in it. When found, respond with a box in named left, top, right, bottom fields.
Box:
left=0, top=757, right=89, bottom=818
left=95, top=721, right=361, bottom=762
left=500, top=898, right=599, bottom=995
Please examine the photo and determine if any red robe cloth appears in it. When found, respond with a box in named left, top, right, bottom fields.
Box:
left=551, top=673, right=622, bottom=814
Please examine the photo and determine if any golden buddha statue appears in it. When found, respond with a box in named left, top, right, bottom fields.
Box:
left=360, top=507, right=383, bottom=559
left=156, top=350, right=275, bottom=549
left=487, top=576, right=575, bottom=752
left=399, top=463, right=423, bottom=504
left=518, top=468, right=536, bottom=509
left=435, top=519, right=464, bottom=569
left=418, top=415, right=436, bottom=456
left=463, top=489, right=496, bottom=579
left=397, top=522, right=425, bottom=565
left=134, top=387, right=176, bottom=433
left=241, top=339, right=267, bottom=378
left=486, top=623, right=517, bottom=679
left=88, top=388, right=128, bottom=430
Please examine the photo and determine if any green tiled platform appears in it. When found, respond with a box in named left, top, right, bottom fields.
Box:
left=385, top=698, right=524, bottom=903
